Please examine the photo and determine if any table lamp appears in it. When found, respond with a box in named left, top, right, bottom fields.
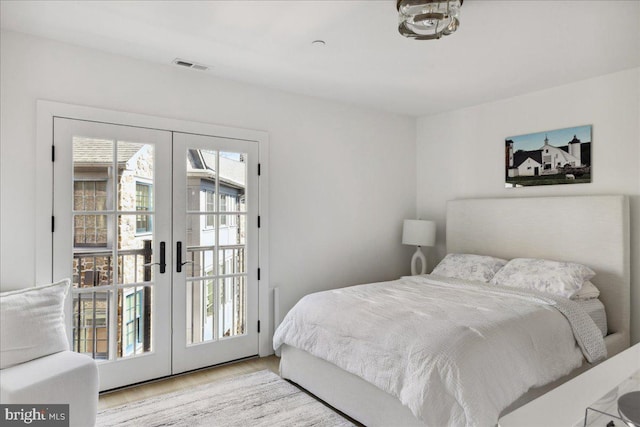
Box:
left=402, top=219, right=436, bottom=275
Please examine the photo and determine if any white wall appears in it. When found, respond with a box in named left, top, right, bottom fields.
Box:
left=0, top=31, right=417, bottom=350
left=417, top=68, right=640, bottom=343
left=4, top=28, right=637, bottom=353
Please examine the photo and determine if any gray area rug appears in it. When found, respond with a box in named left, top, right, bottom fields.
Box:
left=97, top=370, right=355, bottom=426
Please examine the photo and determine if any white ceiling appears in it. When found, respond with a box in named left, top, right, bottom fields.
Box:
left=1, top=0, right=639, bottom=116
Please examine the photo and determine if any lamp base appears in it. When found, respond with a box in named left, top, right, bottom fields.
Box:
left=411, top=246, right=427, bottom=275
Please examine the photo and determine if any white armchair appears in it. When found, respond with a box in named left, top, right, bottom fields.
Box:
left=0, top=280, right=99, bottom=427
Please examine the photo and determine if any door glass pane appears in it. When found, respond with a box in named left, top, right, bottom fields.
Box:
left=117, top=142, right=154, bottom=211
left=74, top=214, right=109, bottom=247
left=73, top=254, right=113, bottom=288
left=187, top=149, right=217, bottom=212
left=74, top=181, right=108, bottom=211
left=73, top=291, right=110, bottom=360
left=185, top=248, right=216, bottom=279
left=186, top=214, right=215, bottom=278
left=73, top=138, right=113, bottom=211
left=118, top=214, right=154, bottom=284
left=218, top=247, right=245, bottom=275
left=218, top=276, right=246, bottom=338
left=219, top=151, right=246, bottom=212
left=186, top=279, right=215, bottom=344
left=117, top=286, right=152, bottom=358
left=220, top=214, right=246, bottom=245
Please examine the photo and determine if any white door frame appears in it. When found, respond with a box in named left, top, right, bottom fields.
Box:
left=36, top=100, right=271, bottom=358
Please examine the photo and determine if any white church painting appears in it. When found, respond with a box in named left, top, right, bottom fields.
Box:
left=505, top=125, right=592, bottom=187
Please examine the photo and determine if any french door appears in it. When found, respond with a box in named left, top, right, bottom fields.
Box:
left=53, top=118, right=259, bottom=390
left=172, top=132, right=258, bottom=374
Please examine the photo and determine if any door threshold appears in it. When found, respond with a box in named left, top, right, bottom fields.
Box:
left=99, top=354, right=260, bottom=395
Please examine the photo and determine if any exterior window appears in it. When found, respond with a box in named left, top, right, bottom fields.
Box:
left=74, top=180, right=108, bottom=247
left=74, top=180, right=107, bottom=211
left=136, top=183, right=152, bottom=234
left=124, top=290, right=143, bottom=356
left=220, top=195, right=227, bottom=225
left=206, top=190, right=215, bottom=228
left=219, top=193, right=240, bottom=227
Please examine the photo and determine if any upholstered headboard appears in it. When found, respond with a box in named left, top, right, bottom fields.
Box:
left=446, top=195, right=630, bottom=356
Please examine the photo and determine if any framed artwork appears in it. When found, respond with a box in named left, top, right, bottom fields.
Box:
left=505, top=125, right=592, bottom=188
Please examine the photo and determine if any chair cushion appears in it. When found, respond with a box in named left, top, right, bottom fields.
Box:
left=0, top=350, right=99, bottom=427
left=0, top=279, right=70, bottom=369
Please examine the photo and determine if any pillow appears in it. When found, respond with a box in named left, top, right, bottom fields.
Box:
left=431, top=253, right=508, bottom=283
left=490, top=258, right=595, bottom=298
left=0, top=279, right=70, bottom=369
left=571, top=280, right=601, bottom=300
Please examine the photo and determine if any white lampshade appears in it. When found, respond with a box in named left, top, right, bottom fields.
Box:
left=402, top=219, right=436, bottom=247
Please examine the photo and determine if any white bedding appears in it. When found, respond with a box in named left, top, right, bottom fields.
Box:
left=273, top=275, right=606, bottom=427
left=576, top=298, right=607, bottom=337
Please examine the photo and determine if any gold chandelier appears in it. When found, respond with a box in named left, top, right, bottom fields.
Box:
left=397, top=0, right=463, bottom=40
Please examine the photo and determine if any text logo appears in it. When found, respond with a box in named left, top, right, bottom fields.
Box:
left=0, top=405, right=69, bottom=427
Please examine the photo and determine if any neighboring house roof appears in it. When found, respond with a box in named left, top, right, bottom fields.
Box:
left=72, top=138, right=144, bottom=165
left=513, top=150, right=542, bottom=168
left=188, top=149, right=246, bottom=188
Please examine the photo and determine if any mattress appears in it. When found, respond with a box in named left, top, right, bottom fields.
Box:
left=274, top=275, right=606, bottom=426
left=576, top=298, right=607, bottom=337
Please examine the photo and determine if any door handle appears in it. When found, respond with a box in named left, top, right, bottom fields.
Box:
left=143, top=241, right=166, bottom=274
left=159, top=241, right=166, bottom=274
left=176, top=241, right=192, bottom=273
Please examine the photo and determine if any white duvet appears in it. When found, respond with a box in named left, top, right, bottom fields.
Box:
left=273, top=275, right=606, bottom=426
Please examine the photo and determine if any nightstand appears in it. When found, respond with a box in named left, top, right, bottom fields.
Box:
left=498, top=343, right=640, bottom=427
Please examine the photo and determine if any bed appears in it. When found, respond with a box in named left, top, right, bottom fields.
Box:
left=274, top=195, right=630, bottom=426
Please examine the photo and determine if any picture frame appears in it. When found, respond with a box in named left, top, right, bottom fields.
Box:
left=505, top=125, right=592, bottom=188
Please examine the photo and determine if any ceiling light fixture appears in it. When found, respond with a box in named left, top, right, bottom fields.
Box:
left=397, top=0, right=463, bottom=40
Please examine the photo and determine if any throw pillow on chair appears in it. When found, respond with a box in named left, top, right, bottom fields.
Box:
left=0, top=279, right=99, bottom=427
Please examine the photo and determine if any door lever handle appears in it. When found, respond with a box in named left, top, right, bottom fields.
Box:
left=176, top=241, right=190, bottom=273
left=159, top=241, right=166, bottom=273
left=143, top=242, right=166, bottom=274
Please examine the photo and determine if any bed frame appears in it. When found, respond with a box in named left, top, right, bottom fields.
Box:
left=279, top=195, right=630, bottom=426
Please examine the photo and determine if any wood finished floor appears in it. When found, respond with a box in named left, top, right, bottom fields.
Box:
left=98, top=355, right=280, bottom=410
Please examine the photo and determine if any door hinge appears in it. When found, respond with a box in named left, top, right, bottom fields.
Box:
left=257, top=268, right=261, bottom=281
left=51, top=216, right=55, bottom=232
left=257, top=320, right=261, bottom=334
left=258, top=163, right=261, bottom=176
left=257, top=215, right=261, bottom=228
left=51, top=145, right=55, bottom=162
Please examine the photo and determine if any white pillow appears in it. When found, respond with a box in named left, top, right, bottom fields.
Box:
left=571, top=281, right=601, bottom=300
left=431, top=253, right=508, bottom=283
left=0, top=279, right=70, bottom=369
left=490, top=258, right=595, bottom=298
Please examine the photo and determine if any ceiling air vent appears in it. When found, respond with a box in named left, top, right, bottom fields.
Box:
left=172, top=58, right=209, bottom=71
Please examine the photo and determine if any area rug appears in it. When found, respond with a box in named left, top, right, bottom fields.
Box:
left=97, top=370, right=355, bottom=426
